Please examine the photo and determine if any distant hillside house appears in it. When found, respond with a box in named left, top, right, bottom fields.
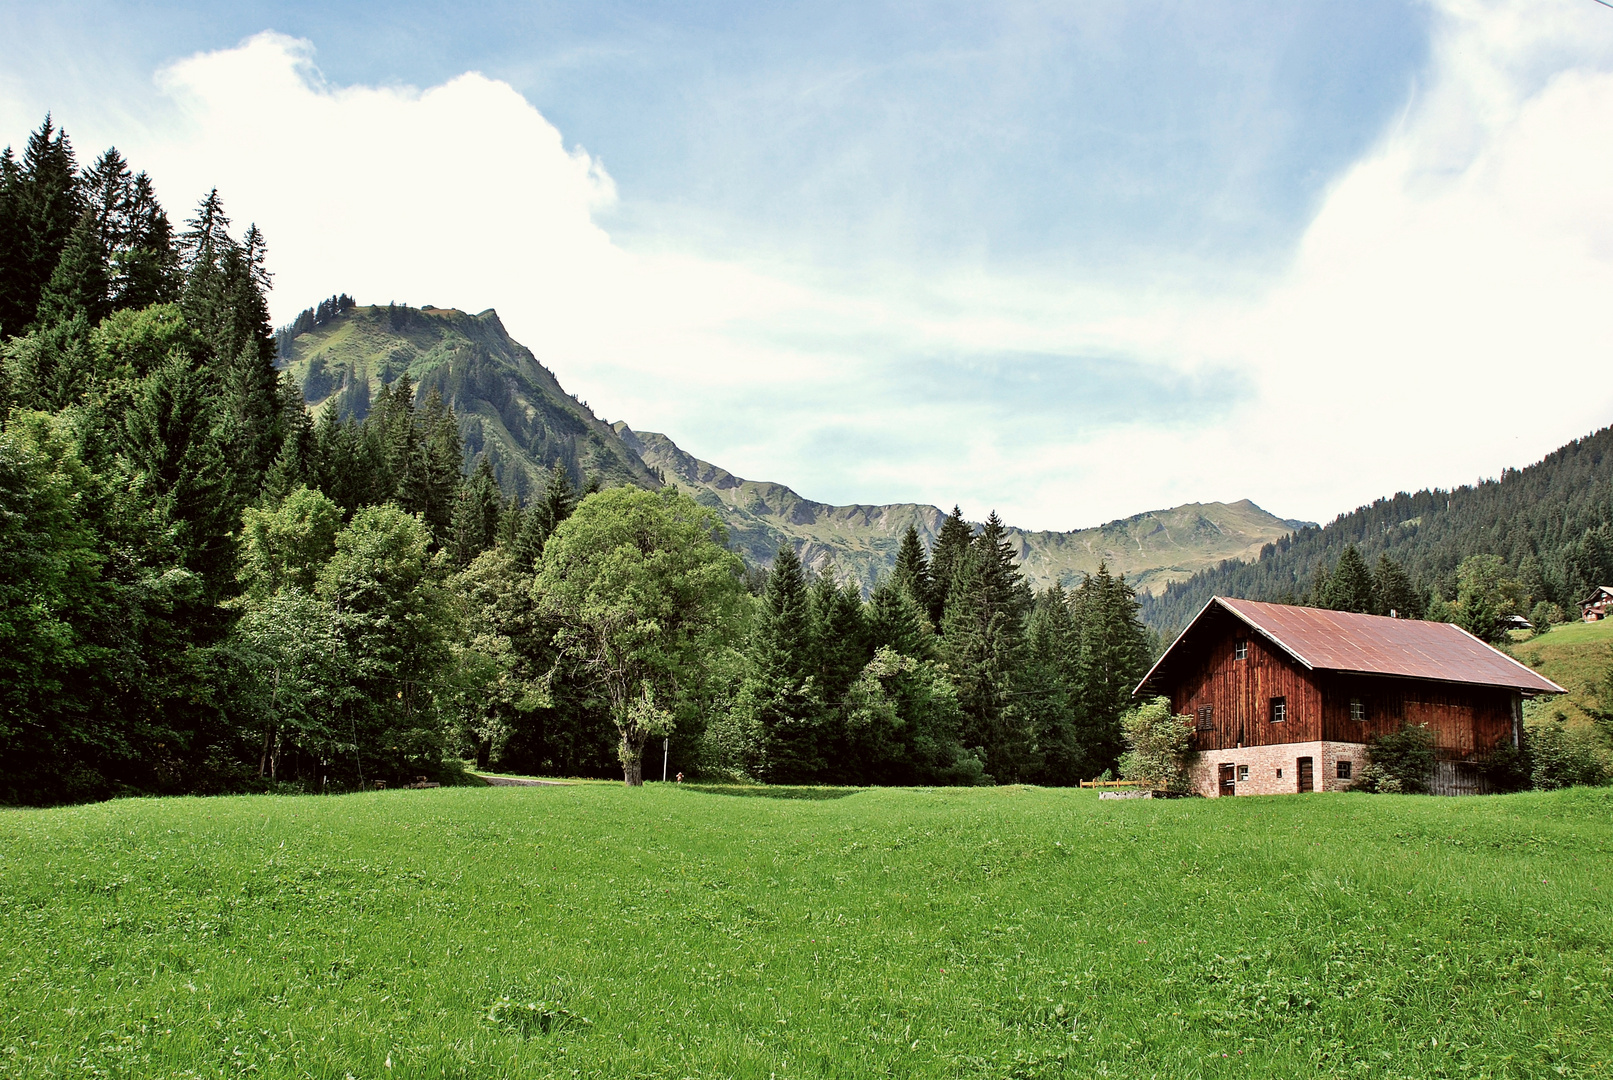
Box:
left=1581, top=586, right=1613, bottom=622
left=1135, top=598, right=1564, bottom=797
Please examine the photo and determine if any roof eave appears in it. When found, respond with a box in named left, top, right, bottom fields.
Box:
left=1308, top=665, right=1567, bottom=696
left=1132, top=596, right=1220, bottom=698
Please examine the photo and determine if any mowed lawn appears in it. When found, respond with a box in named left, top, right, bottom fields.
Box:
left=2, top=785, right=1610, bottom=1079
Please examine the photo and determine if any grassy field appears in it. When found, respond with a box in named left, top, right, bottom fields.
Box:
left=1512, top=619, right=1613, bottom=726
left=2, top=784, right=1610, bottom=1079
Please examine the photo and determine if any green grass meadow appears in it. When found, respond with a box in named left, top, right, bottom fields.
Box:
left=2, top=784, right=1610, bottom=1079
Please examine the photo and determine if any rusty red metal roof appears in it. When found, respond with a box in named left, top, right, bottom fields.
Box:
left=1137, top=596, right=1565, bottom=696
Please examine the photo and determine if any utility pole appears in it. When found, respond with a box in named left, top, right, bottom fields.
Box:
left=662, top=736, right=669, bottom=782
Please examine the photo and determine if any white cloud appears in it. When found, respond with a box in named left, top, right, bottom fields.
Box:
left=9, top=2, right=1613, bottom=532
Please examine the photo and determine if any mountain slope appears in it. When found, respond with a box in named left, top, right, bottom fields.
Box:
left=1140, top=423, right=1613, bottom=636
left=277, top=302, right=1303, bottom=595
left=619, top=425, right=1303, bottom=594
left=278, top=304, right=659, bottom=497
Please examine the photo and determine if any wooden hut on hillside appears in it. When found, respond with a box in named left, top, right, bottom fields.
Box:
left=1580, top=586, right=1613, bottom=622
left=1135, top=597, right=1564, bottom=796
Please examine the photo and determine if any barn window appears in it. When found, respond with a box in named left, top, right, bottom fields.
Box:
left=1234, top=640, right=1248, bottom=660
left=1270, top=696, right=1287, bottom=723
left=1276, top=768, right=1283, bottom=778
left=1350, top=698, right=1367, bottom=723
left=1197, top=705, right=1214, bottom=731
left=1337, top=760, right=1353, bottom=779
left=1238, top=765, right=1249, bottom=782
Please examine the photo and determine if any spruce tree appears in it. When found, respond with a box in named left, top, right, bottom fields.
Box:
left=891, top=524, right=933, bottom=615
left=112, top=171, right=179, bottom=310
left=1074, top=563, right=1149, bottom=776
left=34, top=209, right=109, bottom=327
left=534, top=461, right=579, bottom=538
left=8, top=116, right=82, bottom=334
left=927, top=505, right=973, bottom=627
left=451, top=456, right=503, bottom=566
left=410, top=389, right=463, bottom=543
left=940, top=511, right=1033, bottom=782
left=739, top=545, right=822, bottom=782
left=1021, top=584, right=1083, bottom=784
left=1321, top=545, right=1377, bottom=614
left=809, top=567, right=869, bottom=714
left=1374, top=554, right=1422, bottom=619
left=866, top=578, right=934, bottom=661
left=0, top=146, right=22, bottom=336
left=496, top=493, right=523, bottom=549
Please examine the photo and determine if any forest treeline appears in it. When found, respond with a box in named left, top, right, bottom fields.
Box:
left=0, top=116, right=1153, bottom=804
left=1141, top=427, right=1613, bottom=637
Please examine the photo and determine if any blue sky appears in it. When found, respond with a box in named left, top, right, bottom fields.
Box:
left=3, top=1, right=1613, bottom=528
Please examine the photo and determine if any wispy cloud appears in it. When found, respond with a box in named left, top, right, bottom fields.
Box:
left=3, top=1, right=1611, bottom=533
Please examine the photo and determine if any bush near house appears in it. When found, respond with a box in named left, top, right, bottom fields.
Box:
left=1117, top=696, right=1198, bottom=792
left=1357, top=723, right=1436, bottom=793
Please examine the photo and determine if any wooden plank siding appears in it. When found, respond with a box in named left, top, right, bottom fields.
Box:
left=1166, top=606, right=1519, bottom=760
left=1170, top=616, right=1322, bottom=750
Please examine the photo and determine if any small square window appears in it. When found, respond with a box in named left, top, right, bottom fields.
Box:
left=1338, top=760, right=1353, bottom=779
left=1350, top=698, right=1367, bottom=723
left=1270, top=696, right=1287, bottom=724
left=1234, top=640, right=1248, bottom=660
left=1197, top=705, right=1214, bottom=731
left=1237, top=765, right=1249, bottom=782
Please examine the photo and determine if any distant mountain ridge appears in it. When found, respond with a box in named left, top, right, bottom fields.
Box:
left=618, top=424, right=1306, bottom=594
left=278, top=302, right=1308, bottom=595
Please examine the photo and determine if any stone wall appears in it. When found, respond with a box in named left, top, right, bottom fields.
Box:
left=1187, top=740, right=1366, bottom=796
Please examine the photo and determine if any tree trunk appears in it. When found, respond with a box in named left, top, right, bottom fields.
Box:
left=620, top=728, right=648, bottom=786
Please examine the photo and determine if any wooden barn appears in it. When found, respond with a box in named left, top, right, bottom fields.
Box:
left=1135, top=597, right=1565, bottom=796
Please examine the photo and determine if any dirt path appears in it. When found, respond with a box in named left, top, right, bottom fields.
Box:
left=476, top=774, right=572, bottom=787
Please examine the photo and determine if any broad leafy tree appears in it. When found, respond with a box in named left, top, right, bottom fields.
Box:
left=535, top=487, right=744, bottom=785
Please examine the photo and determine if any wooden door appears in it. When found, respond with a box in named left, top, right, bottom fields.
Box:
left=1219, top=763, right=1236, bottom=797
left=1297, top=756, right=1314, bottom=792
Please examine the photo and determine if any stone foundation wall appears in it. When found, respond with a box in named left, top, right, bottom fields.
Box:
left=1188, top=741, right=1366, bottom=796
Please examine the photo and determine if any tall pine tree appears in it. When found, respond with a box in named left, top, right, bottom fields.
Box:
left=1321, top=545, right=1377, bottom=614
left=891, top=524, right=933, bottom=615
left=927, top=505, right=973, bottom=628
left=451, top=456, right=503, bottom=566
left=1020, top=584, right=1084, bottom=784
left=1073, top=563, right=1150, bottom=776
left=940, top=511, right=1033, bottom=782
left=738, top=546, right=822, bottom=782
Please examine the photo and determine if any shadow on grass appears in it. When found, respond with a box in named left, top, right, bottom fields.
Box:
left=679, top=784, right=864, bottom=801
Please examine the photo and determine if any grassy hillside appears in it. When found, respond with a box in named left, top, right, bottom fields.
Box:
left=3, top=784, right=1608, bottom=1078
left=1511, top=618, right=1613, bottom=726
left=622, top=426, right=1301, bottom=594
left=279, top=304, right=660, bottom=498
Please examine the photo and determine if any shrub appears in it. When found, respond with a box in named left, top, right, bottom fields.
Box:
left=1480, top=740, right=1532, bottom=793
left=1528, top=718, right=1612, bottom=791
left=1358, top=724, right=1436, bottom=793
left=1118, top=697, right=1198, bottom=793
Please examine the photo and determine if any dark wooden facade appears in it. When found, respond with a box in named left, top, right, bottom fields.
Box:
left=1162, top=603, right=1519, bottom=760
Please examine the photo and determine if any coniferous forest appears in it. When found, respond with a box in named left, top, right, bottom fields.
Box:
left=0, top=117, right=1156, bottom=805
left=1141, top=425, right=1613, bottom=639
